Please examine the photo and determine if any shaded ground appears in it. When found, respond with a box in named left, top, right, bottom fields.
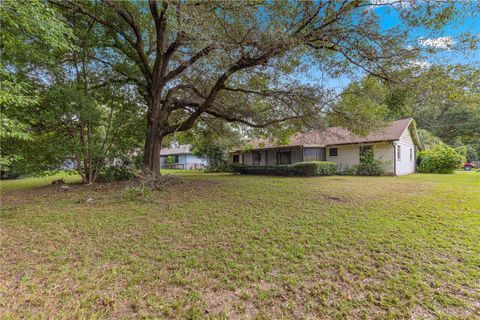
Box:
left=1, top=172, right=479, bottom=319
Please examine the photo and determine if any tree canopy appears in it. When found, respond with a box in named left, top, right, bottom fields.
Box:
left=335, top=63, right=480, bottom=159
left=1, top=0, right=479, bottom=180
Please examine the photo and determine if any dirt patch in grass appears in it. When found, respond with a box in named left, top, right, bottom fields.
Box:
left=324, top=195, right=346, bottom=203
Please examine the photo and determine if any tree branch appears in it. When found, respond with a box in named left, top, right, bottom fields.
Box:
left=149, top=0, right=169, bottom=82
left=163, top=45, right=215, bottom=83
left=204, top=110, right=302, bottom=128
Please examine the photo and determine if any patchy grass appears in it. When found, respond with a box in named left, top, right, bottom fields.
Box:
left=1, top=172, right=479, bottom=319
left=0, top=172, right=81, bottom=191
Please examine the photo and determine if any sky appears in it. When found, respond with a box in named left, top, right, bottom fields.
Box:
left=300, top=2, right=480, bottom=91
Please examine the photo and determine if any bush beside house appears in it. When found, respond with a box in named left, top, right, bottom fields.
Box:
left=355, top=149, right=388, bottom=176
left=233, top=161, right=337, bottom=176
left=292, top=161, right=338, bottom=176
left=417, top=145, right=466, bottom=174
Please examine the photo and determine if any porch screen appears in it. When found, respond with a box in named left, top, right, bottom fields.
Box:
left=277, top=151, right=292, bottom=165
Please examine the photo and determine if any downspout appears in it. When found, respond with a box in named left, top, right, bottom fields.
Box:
left=414, top=147, right=417, bottom=173
left=392, top=142, right=397, bottom=177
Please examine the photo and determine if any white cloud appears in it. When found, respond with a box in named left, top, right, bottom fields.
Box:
left=418, top=36, right=456, bottom=50
left=407, top=60, right=431, bottom=69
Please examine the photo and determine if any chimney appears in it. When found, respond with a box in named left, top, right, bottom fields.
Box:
left=170, top=141, right=179, bottom=149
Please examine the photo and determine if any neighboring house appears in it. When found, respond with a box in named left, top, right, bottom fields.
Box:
left=230, top=118, right=421, bottom=176
left=160, top=142, right=207, bottom=170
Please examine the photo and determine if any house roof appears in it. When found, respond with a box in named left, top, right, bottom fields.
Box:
left=160, top=144, right=192, bottom=156
left=234, top=118, right=419, bottom=152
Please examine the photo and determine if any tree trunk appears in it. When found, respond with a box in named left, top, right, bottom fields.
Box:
left=143, top=118, right=162, bottom=176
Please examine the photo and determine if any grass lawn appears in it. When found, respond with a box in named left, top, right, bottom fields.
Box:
left=0, top=172, right=82, bottom=191
left=1, top=172, right=479, bottom=319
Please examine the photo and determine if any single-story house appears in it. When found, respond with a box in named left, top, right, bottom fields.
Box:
left=160, top=142, right=207, bottom=170
left=230, top=118, right=421, bottom=176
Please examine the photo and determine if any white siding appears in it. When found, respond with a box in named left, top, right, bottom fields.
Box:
left=184, top=154, right=207, bottom=169
left=326, top=142, right=394, bottom=174
left=160, top=153, right=207, bottom=169
left=394, top=128, right=416, bottom=175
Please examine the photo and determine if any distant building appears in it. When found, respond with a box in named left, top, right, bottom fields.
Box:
left=160, top=142, right=207, bottom=170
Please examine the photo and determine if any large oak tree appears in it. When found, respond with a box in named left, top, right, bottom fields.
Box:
left=50, top=0, right=469, bottom=175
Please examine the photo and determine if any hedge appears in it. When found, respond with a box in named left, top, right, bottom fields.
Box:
left=417, top=145, right=466, bottom=174
left=233, top=161, right=337, bottom=176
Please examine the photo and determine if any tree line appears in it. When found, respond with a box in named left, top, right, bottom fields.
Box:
left=1, top=0, right=478, bottom=182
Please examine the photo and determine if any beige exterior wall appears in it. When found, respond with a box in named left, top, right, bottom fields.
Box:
left=233, top=138, right=419, bottom=176
left=326, top=142, right=394, bottom=174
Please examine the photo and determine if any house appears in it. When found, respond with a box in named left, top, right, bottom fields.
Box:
left=160, top=142, right=207, bottom=170
left=230, top=118, right=421, bottom=176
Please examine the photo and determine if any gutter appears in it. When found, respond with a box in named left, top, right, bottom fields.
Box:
left=392, top=141, right=397, bottom=177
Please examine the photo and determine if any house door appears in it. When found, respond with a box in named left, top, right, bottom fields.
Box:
left=277, top=151, right=292, bottom=165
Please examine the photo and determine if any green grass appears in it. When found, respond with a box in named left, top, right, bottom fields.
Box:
left=0, top=172, right=81, bottom=191
left=1, top=172, right=479, bottom=319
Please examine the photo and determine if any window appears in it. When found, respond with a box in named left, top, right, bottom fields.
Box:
left=359, top=145, right=373, bottom=157
left=329, top=148, right=338, bottom=157
left=410, top=148, right=413, bottom=161
left=232, top=154, right=240, bottom=164
left=277, top=151, right=292, bottom=165
left=174, top=155, right=179, bottom=163
left=397, top=145, right=401, bottom=161
left=253, top=152, right=261, bottom=165
left=304, top=148, right=325, bottom=161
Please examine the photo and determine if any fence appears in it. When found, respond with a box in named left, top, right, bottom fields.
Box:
left=161, top=163, right=206, bottom=170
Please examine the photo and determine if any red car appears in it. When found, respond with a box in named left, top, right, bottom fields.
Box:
left=463, top=162, right=476, bottom=171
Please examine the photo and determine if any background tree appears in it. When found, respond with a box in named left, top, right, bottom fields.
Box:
left=0, top=0, right=73, bottom=177
left=1, top=1, right=145, bottom=182
left=49, top=0, right=475, bottom=175
left=335, top=63, right=480, bottom=159
left=184, top=120, right=243, bottom=171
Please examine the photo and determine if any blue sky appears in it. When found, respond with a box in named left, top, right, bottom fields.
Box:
left=300, top=2, right=480, bottom=91
left=376, top=4, right=480, bottom=64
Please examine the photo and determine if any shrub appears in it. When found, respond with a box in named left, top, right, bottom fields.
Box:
left=291, top=161, right=337, bottom=176
left=191, top=140, right=229, bottom=172
left=204, top=163, right=235, bottom=173
left=417, top=145, right=466, bottom=174
left=356, top=149, right=388, bottom=176
left=102, top=164, right=135, bottom=182
left=165, top=155, right=176, bottom=165
left=343, top=165, right=358, bottom=176
left=233, top=161, right=337, bottom=176
left=232, top=165, right=293, bottom=176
